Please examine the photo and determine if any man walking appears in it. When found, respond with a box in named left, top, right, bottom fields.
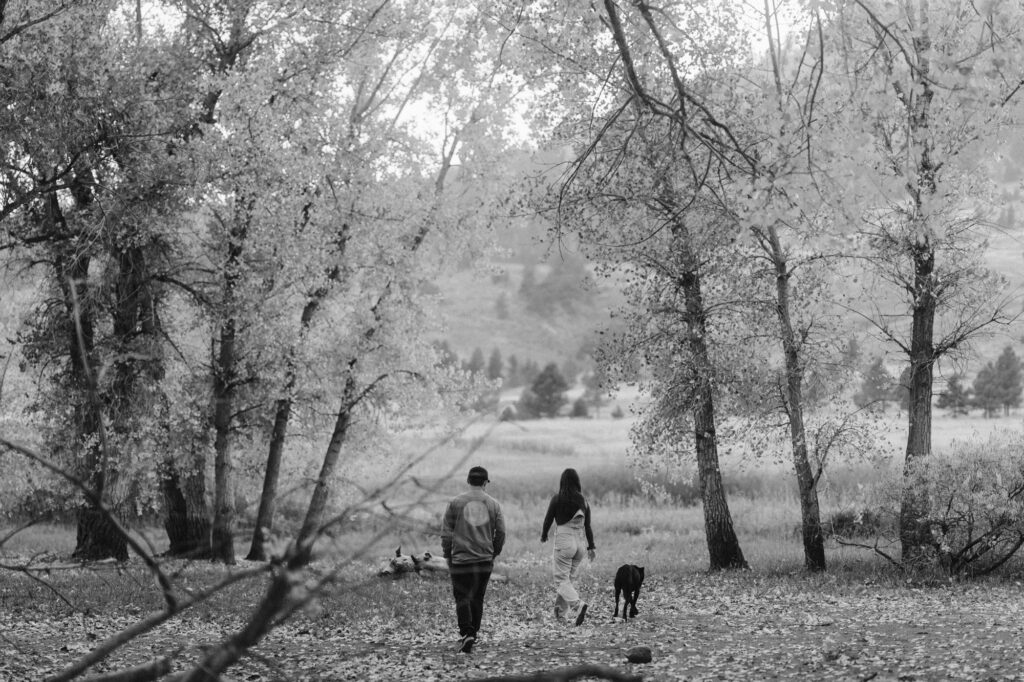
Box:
left=442, top=466, right=505, bottom=654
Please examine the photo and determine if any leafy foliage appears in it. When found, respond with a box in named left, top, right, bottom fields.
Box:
left=903, top=431, right=1024, bottom=575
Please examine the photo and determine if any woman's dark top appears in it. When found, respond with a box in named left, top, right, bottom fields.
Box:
left=540, top=492, right=595, bottom=550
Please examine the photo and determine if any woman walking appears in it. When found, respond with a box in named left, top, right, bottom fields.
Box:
left=540, top=468, right=596, bottom=625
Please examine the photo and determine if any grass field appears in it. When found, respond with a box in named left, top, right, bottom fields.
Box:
left=330, top=406, right=1024, bottom=577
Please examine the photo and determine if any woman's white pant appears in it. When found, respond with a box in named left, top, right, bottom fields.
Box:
left=552, top=516, right=586, bottom=618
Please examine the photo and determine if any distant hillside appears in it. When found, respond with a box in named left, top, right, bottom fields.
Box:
left=435, top=213, right=1024, bottom=394
left=431, top=257, right=625, bottom=378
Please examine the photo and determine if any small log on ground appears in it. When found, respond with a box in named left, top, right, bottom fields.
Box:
left=467, top=664, right=642, bottom=682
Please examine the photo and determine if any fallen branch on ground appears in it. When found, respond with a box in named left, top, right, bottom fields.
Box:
left=467, top=663, right=643, bottom=682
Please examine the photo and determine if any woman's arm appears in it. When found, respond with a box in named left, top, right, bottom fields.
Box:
left=583, top=501, right=595, bottom=550
left=540, top=495, right=557, bottom=541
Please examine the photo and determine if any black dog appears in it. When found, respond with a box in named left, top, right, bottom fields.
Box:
left=613, top=564, right=644, bottom=621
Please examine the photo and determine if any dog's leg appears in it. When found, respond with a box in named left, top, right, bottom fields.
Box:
left=629, top=586, right=640, bottom=618
left=613, top=586, right=621, bottom=618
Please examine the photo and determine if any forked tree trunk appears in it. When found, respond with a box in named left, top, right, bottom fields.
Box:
left=247, top=272, right=337, bottom=561
left=766, top=226, right=825, bottom=572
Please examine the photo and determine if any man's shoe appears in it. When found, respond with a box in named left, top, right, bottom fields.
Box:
left=574, top=602, right=588, bottom=626
left=458, top=634, right=475, bottom=653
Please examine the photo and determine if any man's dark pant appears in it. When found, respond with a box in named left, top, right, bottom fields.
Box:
left=450, top=561, right=493, bottom=638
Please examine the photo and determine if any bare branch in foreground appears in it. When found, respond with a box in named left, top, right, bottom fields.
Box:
left=0, top=437, right=178, bottom=609
left=43, top=566, right=269, bottom=682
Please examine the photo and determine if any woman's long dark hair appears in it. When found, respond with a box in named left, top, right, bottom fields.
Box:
left=558, top=468, right=585, bottom=507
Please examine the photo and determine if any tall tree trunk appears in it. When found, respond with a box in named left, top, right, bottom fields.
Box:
left=757, top=0, right=825, bottom=572
left=212, top=314, right=237, bottom=565
left=47, top=182, right=128, bottom=562
left=766, top=227, right=825, bottom=571
left=292, top=372, right=357, bottom=567
left=674, top=224, right=746, bottom=570
left=246, top=393, right=292, bottom=562
left=900, top=240, right=936, bottom=563
left=899, top=15, right=938, bottom=564
left=211, top=212, right=245, bottom=565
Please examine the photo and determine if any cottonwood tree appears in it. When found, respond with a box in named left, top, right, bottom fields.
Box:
left=710, top=0, right=853, bottom=572
left=574, top=0, right=860, bottom=570
left=235, top=1, right=528, bottom=561
left=507, top=0, right=753, bottom=569
left=1, top=0, right=195, bottom=560
left=831, top=0, right=1024, bottom=562
left=542, top=106, right=749, bottom=567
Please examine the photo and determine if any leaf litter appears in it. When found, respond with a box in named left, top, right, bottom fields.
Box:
left=3, top=564, right=1024, bottom=680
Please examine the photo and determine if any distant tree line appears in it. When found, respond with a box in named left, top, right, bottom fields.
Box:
left=430, top=340, right=626, bottom=421
left=855, top=346, right=1023, bottom=417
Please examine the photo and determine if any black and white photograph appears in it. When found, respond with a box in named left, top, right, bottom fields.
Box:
left=2, top=0, right=1024, bottom=679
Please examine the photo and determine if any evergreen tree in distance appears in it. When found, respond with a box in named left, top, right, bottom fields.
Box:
left=465, top=347, right=485, bottom=375
left=972, top=362, right=1000, bottom=417
left=516, top=362, right=568, bottom=418
left=486, top=348, right=503, bottom=381
left=994, top=345, right=1022, bottom=415
left=854, top=357, right=895, bottom=408
left=936, top=373, right=971, bottom=416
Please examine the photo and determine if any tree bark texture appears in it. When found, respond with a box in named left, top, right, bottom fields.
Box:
left=72, top=506, right=129, bottom=561
left=767, top=226, right=826, bottom=571
left=900, top=240, right=936, bottom=563
left=245, top=394, right=291, bottom=562
left=293, top=373, right=356, bottom=566
left=212, top=301, right=238, bottom=565
left=678, top=260, right=746, bottom=570
left=161, top=457, right=212, bottom=559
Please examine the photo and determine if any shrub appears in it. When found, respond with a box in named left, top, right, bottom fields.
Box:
left=905, top=430, right=1024, bottom=576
